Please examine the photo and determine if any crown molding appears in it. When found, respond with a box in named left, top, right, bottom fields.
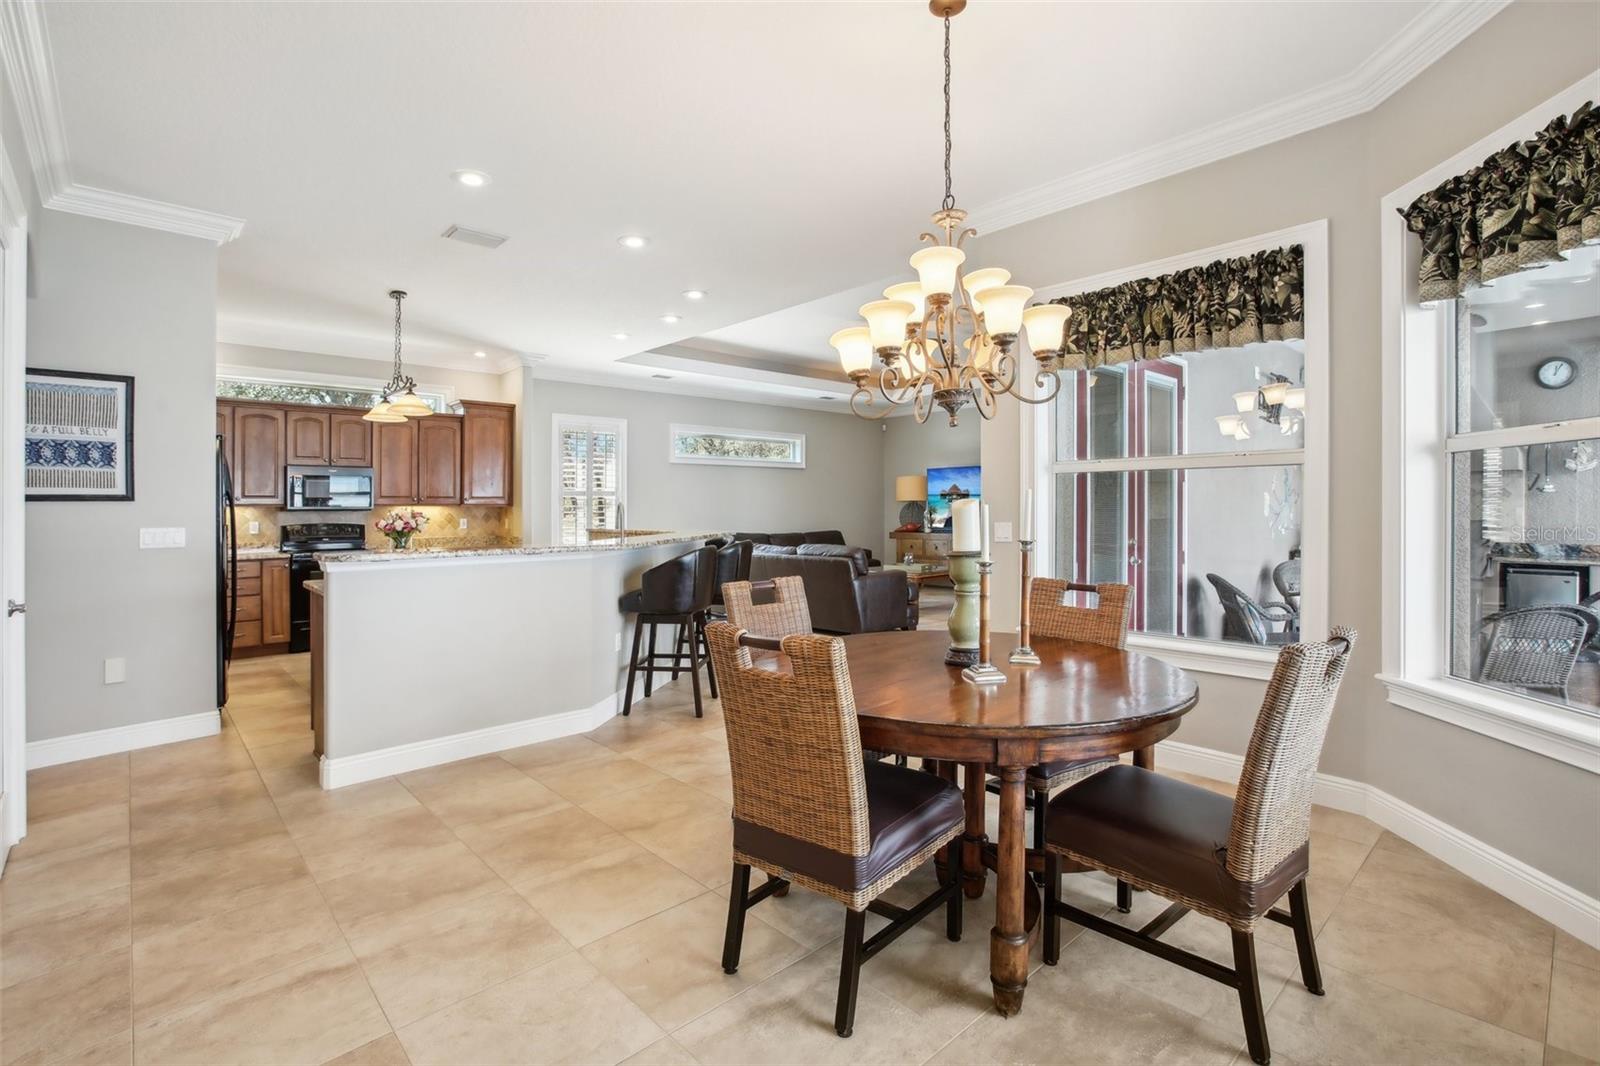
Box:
left=969, top=0, right=1511, bottom=235
left=0, top=0, right=244, bottom=244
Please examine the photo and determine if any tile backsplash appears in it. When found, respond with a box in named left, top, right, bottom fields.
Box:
left=236, top=505, right=515, bottom=551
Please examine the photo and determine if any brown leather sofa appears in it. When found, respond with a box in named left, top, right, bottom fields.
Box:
left=749, top=543, right=918, bottom=634
left=733, top=530, right=880, bottom=567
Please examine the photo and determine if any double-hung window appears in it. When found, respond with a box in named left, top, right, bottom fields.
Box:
left=1028, top=222, right=1329, bottom=679
left=552, top=414, right=626, bottom=544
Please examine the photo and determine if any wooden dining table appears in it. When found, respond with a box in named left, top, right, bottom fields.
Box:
left=839, top=627, right=1199, bottom=1017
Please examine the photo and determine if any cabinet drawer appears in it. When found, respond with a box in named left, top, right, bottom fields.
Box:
left=924, top=539, right=951, bottom=559
left=234, top=595, right=262, bottom=622
left=233, top=620, right=262, bottom=648
left=237, top=577, right=262, bottom=597
left=235, top=561, right=262, bottom=579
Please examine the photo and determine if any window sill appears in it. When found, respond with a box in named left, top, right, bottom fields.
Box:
left=1378, top=673, right=1600, bottom=774
left=1127, top=634, right=1280, bottom=681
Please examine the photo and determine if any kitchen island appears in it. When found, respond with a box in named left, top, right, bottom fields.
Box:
left=311, top=531, right=722, bottom=788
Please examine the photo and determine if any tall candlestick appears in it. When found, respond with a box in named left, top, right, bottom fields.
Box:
left=980, top=502, right=991, bottom=561
left=1021, top=488, right=1034, bottom=542
left=961, top=558, right=1007, bottom=685
left=951, top=498, right=980, bottom=554
left=1010, top=538, right=1041, bottom=666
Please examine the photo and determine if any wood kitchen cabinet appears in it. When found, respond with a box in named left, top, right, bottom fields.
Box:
left=216, top=403, right=233, bottom=458
left=229, top=557, right=291, bottom=656
left=461, top=401, right=514, bottom=505
left=261, top=558, right=291, bottom=644
left=329, top=411, right=372, bottom=467
left=231, top=405, right=287, bottom=504
left=373, top=415, right=463, bottom=506
left=285, top=410, right=330, bottom=465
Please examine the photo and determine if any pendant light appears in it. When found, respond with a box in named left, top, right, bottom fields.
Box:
left=365, top=290, right=433, bottom=422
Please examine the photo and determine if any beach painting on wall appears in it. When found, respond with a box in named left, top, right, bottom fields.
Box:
left=926, top=465, right=980, bottom=530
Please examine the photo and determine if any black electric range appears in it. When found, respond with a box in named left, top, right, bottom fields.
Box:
left=280, top=523, right=366, bottom=653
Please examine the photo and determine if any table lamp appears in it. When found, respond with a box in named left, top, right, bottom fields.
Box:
left=895, top=474, right=928, bottom=531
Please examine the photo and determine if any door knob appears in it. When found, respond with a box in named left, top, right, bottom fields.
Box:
left=7, top=600, right=25, bottom=617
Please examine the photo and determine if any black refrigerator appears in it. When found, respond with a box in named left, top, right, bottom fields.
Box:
left=216, top=435, right=238, bottom=707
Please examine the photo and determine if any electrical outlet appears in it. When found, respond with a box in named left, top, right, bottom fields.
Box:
left=139, top=527, right=186, bottom=549
left=104, top=658, right=126, bottom=684
left=994, top=521, right=1014, bottom=543
left=459, top=518, right=468, bottom=530
left=248, top=521, right=260, bottom=535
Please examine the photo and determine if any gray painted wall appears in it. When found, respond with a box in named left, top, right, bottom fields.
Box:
left=880, top=414, right=979, bottom=561
left=26, top=211, right=219, bottom=742
left=523, top=379, right=885, bottom=549
left=971, top=1, right=1600, bottom=894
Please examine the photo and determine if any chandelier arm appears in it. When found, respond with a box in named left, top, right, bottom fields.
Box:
left=848, top=386, right=900, bottom=421
left=1009, top=368, right=1067, bottom=406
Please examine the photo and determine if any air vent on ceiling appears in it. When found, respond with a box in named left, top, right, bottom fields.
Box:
left=441, top=225, right=508, bottom=249
left=651, top=374, right=673, bottom=380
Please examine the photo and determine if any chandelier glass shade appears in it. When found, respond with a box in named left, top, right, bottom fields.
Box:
left=832, top=1, right=1072, bottom=426
left=364, top=289, right=434, bottom=423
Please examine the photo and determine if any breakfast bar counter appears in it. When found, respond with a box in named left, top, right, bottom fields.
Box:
left=311, top=531, right=721, bottom=788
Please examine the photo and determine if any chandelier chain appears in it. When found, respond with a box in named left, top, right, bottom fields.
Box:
left=941, top=15, right=953, bottom=212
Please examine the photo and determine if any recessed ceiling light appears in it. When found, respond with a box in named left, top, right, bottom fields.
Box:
left=817, top=395, right=833, bottom=400
left=611, top=332, right=630, bottom=341
left=682, top=289, right=707, bottom=301
left=1525, top=303, right=1546, bottom=309
left=617, top=235, right=648, bottom=250
left=1530, top=320, right=1551, bottom=326
left=473, top=350, right=487, bottom=359
left=452, top=169, right=490, bottom=188
left=660, top=313, right=681, bottom=324
left=652, top=374, right=673, bottom=380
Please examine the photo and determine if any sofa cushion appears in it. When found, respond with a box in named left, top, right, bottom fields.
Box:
left=769, top=532, right=807, bottom=547
left=732, top=533, right=772, bottom=545
left=803, top=530, right=847, bottom=546
left=797, top=543, right=870, bottom=576
left=752, top=543, right=798, bottom=557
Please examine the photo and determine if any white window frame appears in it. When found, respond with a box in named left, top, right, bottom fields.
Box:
left=1022, top=219, right=1330, bottom=681
left=1379, top=70, right=1600, bottom=773
left=550, top=414, right=628, bottom=544
left=216, top=364, right=454, bottom=411
left=667, top=423, right=806, bottom=469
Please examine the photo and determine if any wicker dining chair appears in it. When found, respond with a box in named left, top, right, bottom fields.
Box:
left=722, top=576, right=812, bottom=638
left=705, top=622, right=964, bottom=1038
left=1207, top=573, right=1296, bottom=645
left=1477, top=605, right=1598, bottom=694
left=1272, top=558, right=1302, bottom=638
left=1042, top=627, right=1357, bottom=1066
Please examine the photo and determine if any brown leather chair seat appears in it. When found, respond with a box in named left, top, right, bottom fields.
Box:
left=735, top=760, right=962, bottom=895
left=1026, top=756, right=1113, bottom=791
left=1045, top=764, right=1308, bottom=924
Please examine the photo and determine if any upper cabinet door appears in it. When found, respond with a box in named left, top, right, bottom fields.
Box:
left=329, top=412, right=373, bottom=467
left=461, top=401, right=513, bottom=505
left=372, top=420, right=418, bottom=506
left=417, top=417, right=462, bottom=505
left=285, top=411, right=331, bottom=466
left=216, top=402, right=234, bottom=462
left=232, top=405, right=286, bottom=504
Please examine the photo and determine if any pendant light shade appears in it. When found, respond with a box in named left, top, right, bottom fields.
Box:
left=883, top=282, right=927, bottom=324
left=363, top=398, right=404, bottom=424
left=831, top=327, right=873, bottom=376
left=975, top=285, right=1032, bottom=336
left=366, top=289, right=428, bottom=422
left=960, top=268, right=1010, bottom=309
left=1022, top=304, right=1071, bottom=355
left=909, top=246, right=966, bottom=297
left=386, top=387, right=433, bottom=418
left=860, top=300, right=916, bottom=352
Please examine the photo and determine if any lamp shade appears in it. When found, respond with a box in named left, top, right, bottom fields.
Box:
left=895, top=474, right=927, bottom=502
left=1232, top=390, right=1258, bottom=414
left=386, top=388, right=433, bottom=418
left=977, top=285, right=1032, bottom=335
left=1215, top=414, right=1241, bottom=437
left=1283, top=386, right=1307, bottom=411
left=363, top=400, right=405, bottom=424
left=884, top=281, right=927, bottom=324
left=830, top=326, right=873, bottom=375
left=960, top=267, right=1010, bottom=308
left=1260, top=380, right=1291, bottom=406
left=909, top=246, right=966, bottom=296
left=859, top=300, right=916, bottom=351
left=1022, top=304, right=1071, bottom=354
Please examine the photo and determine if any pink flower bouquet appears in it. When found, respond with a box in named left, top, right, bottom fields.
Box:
left=375, top=508, right=429, bottom=550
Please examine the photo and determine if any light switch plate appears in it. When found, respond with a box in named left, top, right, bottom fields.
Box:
left=994, top=521, right=1014, bottom=543
left=459, top=518, right=468, bottom=529
left=248, top=521, right=260, bottom=535
left=104, top=657, right=126, bottom=684
left=139, top=527, right=186, bottom=549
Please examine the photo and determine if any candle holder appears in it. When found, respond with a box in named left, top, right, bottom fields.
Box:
left=945, top=551, right=981, bottom=667
left=1009, top=539, right=1041, bottom=666
left=961, top=559, right=1007, bottom=685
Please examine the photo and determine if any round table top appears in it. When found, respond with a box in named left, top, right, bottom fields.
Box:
left=840, top=628, right=1199, bottom=741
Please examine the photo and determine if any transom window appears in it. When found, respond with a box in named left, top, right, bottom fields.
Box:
left=216, top=375, right=447, bottom=412
left=669, top=424, right=805, bottom=468
left=552, top=414, right=626, bottom=544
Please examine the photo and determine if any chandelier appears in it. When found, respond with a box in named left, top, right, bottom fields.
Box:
left=831, top=0, right=1072, bottom=426
left=364, top=289, right=433, bottom=423
left=1215, top=374, right=1307, bottom=441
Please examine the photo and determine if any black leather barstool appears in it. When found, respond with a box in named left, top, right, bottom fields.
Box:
left=620, top=546, right=718, bottom=717
left=707, top=539, right=753, bottom=623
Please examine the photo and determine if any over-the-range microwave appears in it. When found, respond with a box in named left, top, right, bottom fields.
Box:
left=285, top=466, right=375, bottom=510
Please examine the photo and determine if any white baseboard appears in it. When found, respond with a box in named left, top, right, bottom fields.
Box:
left=1159, top=740, right=1600, bottom=949
left=319, top=688, right=627, bottom=791
left=26, top=710, right=222, bottom=770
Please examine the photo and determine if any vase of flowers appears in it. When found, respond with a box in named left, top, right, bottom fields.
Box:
left=375, top=508, right=429, bottom=551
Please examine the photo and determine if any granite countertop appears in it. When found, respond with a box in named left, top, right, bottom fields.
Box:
left=237, top=547, right=289, bottom=560
left=303, top=579, right=325, bottom=596
left=316, top=531, right=725, bottom=567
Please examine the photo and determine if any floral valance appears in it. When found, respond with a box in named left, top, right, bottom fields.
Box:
left=1046, top=245, right=1303, bottom=367
left=1402, top=101, right=1598, bottom=303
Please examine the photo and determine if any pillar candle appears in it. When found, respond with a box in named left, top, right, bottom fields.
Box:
left=981, top=502, right=991, bottom=561
left=1021, top=488, right=1034, bottom=542
left=951, top=498, right=980, bottom=553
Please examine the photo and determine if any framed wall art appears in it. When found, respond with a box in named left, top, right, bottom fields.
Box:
left=25, top=368, right=135, bottom=501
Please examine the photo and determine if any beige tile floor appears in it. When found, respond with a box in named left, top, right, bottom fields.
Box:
left=2, top=652, right=1595, bottom=1065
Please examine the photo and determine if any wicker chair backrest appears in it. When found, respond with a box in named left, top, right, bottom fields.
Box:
left=1028, top=579, right=1131, bottom=649
left=704, top=622, right=870, bottom=860
left=723, top=576, right=813, bottom=639
left=1479, top=605, right=1597, bottom=690
left=1227, top=627, right=1356, bottom=883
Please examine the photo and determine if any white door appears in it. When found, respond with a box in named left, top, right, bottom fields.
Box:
left=0, top=148, right=27, bottom=868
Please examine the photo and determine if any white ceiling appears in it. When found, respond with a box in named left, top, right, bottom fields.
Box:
left=16, top=1, right=1490, bottom=395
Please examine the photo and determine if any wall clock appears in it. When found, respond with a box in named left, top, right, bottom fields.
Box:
left=1535, top=357, right=1575, bottom=389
